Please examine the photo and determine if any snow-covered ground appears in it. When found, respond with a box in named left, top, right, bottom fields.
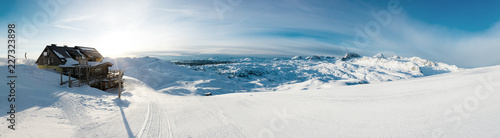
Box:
left=1, top=55, right=499, bottom=137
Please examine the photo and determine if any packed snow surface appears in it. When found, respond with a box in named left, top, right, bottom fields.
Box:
left=1, top=55, right=499, bottom=138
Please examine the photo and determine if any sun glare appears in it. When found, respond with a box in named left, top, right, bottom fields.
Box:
left=94, top=31, right=141, bottom=58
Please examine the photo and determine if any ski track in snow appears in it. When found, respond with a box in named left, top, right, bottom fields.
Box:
left=128, top=77, right=174, bottom=138
left=135, top=101, right=150, bottom=138
left=158, top=101, right=174, bottom=138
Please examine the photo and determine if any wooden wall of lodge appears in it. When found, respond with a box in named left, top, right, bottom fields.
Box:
left=37, top=48, right=62, bottom=66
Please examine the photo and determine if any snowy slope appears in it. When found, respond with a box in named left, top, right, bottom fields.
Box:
left=0, top=59, right=120, bottom=137
left=105, top=54, right=461, bottom=95
left=1, top=58, right=499, bottom=137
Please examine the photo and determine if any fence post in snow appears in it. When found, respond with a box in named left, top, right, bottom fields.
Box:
left=69, top=70, right=72, bottom=87
left=78, top=67, right=81, bottom=87
left=118, top=70, right=123, bottom=99
left=60, top=70, right=63, bottom=85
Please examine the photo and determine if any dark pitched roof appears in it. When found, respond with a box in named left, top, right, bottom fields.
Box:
left=37, top=44, right=105, bottom=66
left=47, top=46, right=83, bottom=59
left=75, top=46, right=103, bottom=60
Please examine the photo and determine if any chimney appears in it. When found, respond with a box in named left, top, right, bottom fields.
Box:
left=51, top=44, right=57, bottom=46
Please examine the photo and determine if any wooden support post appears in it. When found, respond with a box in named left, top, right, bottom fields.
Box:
left=78, top=67, right=81, bottom=87
left=68, top=70, right=72, bottom=88
left=118, top=71, right=123, bottom=99
left=60, top=70, right=63, bottom=85
left=118, top=82, right=121, bottom=99
left=88, top=68, right=91, bottom=85
left=87, top=68, right=90, bottom=85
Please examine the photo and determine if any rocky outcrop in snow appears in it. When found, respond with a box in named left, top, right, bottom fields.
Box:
left=374, top=53, right=386, bottom=59
left=341, top=52, right=361, bottom=61
left=291, top=56, right=302, bottom=60
left=306, top=55, right=322, bottom=60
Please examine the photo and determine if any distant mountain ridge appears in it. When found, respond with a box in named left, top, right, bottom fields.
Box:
left=102, top=53, right=461, bottom=95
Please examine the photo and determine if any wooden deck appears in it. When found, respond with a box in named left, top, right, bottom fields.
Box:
left=60, top=65, right=125, bottom=93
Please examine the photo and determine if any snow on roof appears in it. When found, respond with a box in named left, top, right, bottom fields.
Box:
left=52, top=50, right=65, bottom=59
left=76, top=46, right=103, bottom=58
left=65, top=51, right=71, bottom=58
left=38, top=45, right=108, bottom=67
left=88, top=61, right=102, bottom=66
left=75, top=49, right=85, bottom=59
left=47, top=46, right=75, bottom=59
left=59, top=58, right=79, bottom=67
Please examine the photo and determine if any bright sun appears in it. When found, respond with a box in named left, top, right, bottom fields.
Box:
left=94, top=31, right=141, bottom=58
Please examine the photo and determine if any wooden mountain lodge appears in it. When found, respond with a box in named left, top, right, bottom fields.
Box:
left=36, top=44, right=125, bottom=92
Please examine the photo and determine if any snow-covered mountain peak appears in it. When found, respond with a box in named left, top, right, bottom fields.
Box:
left=374, top=53, right=386, bottom=59
left=341, top=52, right=361, bottom=61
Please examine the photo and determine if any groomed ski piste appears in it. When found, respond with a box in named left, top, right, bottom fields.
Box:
left=1, top=54, right=499, bottom=137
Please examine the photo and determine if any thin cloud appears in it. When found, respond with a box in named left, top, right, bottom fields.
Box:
left=156, top=8, right=200, bottom=16
left=355, top=14, right=500, bottom=68
left=55, top=14, right=96, bottom=23
left=53, top=24, right=85, bottom=32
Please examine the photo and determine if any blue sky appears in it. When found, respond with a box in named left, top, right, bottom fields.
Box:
left=1, top=0, right=499, bottom=68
